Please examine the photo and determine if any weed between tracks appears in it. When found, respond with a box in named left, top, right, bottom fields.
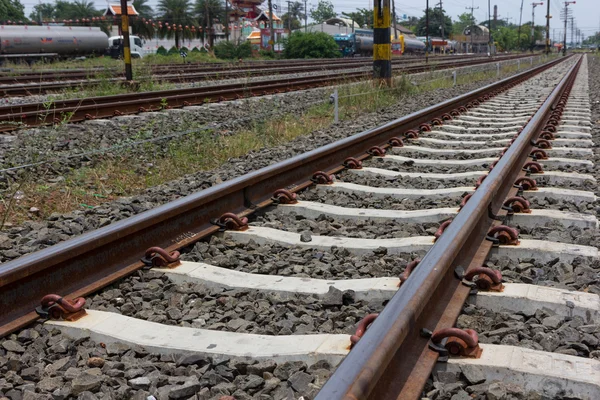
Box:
left=0, top=61, right=539, bottom=226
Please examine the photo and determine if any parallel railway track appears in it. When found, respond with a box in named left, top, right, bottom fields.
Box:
left=0, top=54, right=507, bottom=85
left=0, top=54, right=542, bottom=132
left=0, top=54, right=533, bottom=97
left=1, top=54, right=598, bottom=399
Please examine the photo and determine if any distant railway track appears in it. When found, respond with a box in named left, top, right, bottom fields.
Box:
left=0, top=53, right=533, bottom=96
left=2, top=54, right=598, bottom=399
left=0, top=54, right=541, bottom=132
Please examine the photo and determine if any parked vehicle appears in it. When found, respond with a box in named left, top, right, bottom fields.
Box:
left=0, top=25, right=145, bottom=64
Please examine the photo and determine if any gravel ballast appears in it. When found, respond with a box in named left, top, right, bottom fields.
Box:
left=0, top=57, right=593, bottom=400
left=0, top=68, right=524, bottom=263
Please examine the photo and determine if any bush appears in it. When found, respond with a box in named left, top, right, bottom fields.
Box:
left=283, top=31, right=341, bottom=59
left=191, top=47, right=201, bottom=53
left=167, top=46, right=179, bottom=55
left=258, top=49, right=277, bottom=59
left=213, top=41, right=253, bottom=60
left=156, top=46, right=168, bottom=56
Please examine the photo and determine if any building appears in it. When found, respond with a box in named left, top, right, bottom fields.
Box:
left=452, top=25, right=492, bottom=53
left=254, top=11, right=285, bottom=50
left=104, top=2, right=139, bottom=37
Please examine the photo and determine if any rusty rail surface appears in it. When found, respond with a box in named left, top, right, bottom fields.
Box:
left=316, top=56, right=582, bottom=400
left=0, top=54, right=569, bottom=354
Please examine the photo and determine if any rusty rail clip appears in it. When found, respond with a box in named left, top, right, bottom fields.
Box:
left=350, top=314, right=379, bottom=348
left=462, top=266, right=504, bottom=292
left=212, top=212, right=249, bottom=231
left=36, top=294, right=87, bottom=321
left=428, top=328, right=483, bottom=360
left=486, top=225, right=520, bottom=246
left=141, top=246, right=181, bottom=268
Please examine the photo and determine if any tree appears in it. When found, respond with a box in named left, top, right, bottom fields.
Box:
left=29, top=3, right=54, bottom=22
left=131, top=0, right=155, bottom=39
left=310, top=0, right=335, bottom=24
left=282, top=13, right=301, bottom=31
left=53, top=0, right=101, bottom=21
left=282, top=1, right=304, bottom=31
left=494, top=26, right=518, bottom=51
left=159, top=0, right=197, bottom=48
left=194, top=0, right=223, bottom=46
left=70, top=0, right=97, bottom=18
left=341, top=8, right=371, bottom=28
left=415, top=8, right=452, bottom=37
left=283, top=31, right=340, bottom=58
left=0, top=0, right=26, bottom=22
left=452, top=12, right=475, bottom=35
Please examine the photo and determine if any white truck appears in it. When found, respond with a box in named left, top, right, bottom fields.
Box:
left=107, top=35, right=145, bottom=59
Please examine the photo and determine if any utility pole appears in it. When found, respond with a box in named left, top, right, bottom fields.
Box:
left=373, top=0, right=392, bottom=85
left=304, top=0, right=307, bottom=32
left=545, top=0, right=551, bottom=54
left=465, top=4, right=479, bottom=53
left=562, top=1, right=575, bottom=56
left=205, top=0, right=211, bottom=47
left=268, top=0, right=275, bottom=51
left=120, top=0, right=133, bottom=81
left=436, top=0, right=444, bottom=47
left=570, top=16, right=574, bottom=48
left=488, top=0, right=491, bottom=55
left=392, top=0, right=398, bottom=39
left=518, top=0, right=524, bottom=49
left=225, top=0, right=229, bottom=42
left=287, top=0, right=292, bottom=33
left=426, top=0, right=430, bottom=61
left=531, top=3, right=543, bottom=53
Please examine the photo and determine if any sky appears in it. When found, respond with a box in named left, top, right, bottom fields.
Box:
left=20, top=0, right=600, bottom=39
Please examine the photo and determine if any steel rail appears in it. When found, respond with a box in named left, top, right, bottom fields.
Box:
left=0, top=55, right=544, bottom=132
left=0, top=54, right=532, bottom=93
left=0, top=55, right=568, bottom=339
left=0, top=54, right=507, bottom=83
left=0, top=58, right=460, bottom=96
left=316, top=56, right=582, bottom=400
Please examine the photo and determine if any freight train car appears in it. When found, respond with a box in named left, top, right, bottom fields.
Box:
left=334, top=31, right=425, bottom=57
left=0, top=25, right=108, bottom=64
left=403, top=37, right=426, bottom=54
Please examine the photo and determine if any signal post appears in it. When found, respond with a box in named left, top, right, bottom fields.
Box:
left=373, top=0, right=392, bottom=86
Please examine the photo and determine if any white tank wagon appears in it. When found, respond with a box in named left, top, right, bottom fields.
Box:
left=0, top=25, right=108, bottom=58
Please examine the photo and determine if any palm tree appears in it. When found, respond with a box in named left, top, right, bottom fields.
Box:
left=158, top=0, right=197, bottom=48
left=131, top=0, right=155, bottom=39
left=70, top=0, right=98, bottom=18
left=289, top=1, right=304, bottom=21
left=195, top=0, right=224, bottom=47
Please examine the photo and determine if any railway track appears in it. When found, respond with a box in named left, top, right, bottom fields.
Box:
left=0, top=54, right=500, bottom=84
left=0, top=54, right=544, bottom=133
left=1, top=54, right=598, bottom=399
left=0, top=54, right=534, bottom=97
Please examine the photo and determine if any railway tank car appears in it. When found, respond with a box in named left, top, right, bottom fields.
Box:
left=334, top=31, right=426, bottom=57
left=0, top=25, right=108, bottom=60
left=402, top=37, right=426, bottom=54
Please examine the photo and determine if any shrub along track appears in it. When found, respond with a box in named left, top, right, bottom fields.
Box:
left=0, top=54, right=540, bottom=132
left=1, top=54, right=597, bottom=399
